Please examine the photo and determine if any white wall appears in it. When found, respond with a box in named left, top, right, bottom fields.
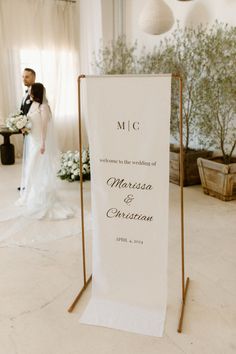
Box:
left=101, top=0, right=115, bottom=42
left=101, top=0, right=125, bottom=43
left=124, top=0, right=236, bottom=50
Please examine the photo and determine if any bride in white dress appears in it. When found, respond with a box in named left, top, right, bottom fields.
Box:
left=17, top=83, right=73, bottom=220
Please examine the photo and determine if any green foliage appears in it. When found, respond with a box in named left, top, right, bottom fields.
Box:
left=92, top=36, right=139, bottom=74
left=196, top=22, right=236, bottom=163
left=137, top=41, right=180, bottom=139
left=168, top=24, right=209, bottom=150
left=137, top=23, right=212, bottom=150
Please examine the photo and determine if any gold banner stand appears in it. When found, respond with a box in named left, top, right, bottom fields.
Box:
left=173, top=74, right=190, bottom=333
left=68, top=74, right=190, bottom=333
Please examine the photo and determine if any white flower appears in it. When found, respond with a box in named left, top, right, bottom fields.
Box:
left=68, top=161, right=73, bottom=167
left=16, top=117, right=27, bottom=129
left=74, top=169, right=80, bottom=176
left=72, top=163, right=78, bottom=170
left=16, top=116, right=27, bottom=129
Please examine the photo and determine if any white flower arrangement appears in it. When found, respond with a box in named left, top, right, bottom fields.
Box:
left=6, top=111, right=32, bottom=135
left=57, top=149, right=90, bottom=182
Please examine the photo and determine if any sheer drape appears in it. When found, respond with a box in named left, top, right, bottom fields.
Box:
left=78, top=0, right=103, bottom=145
left=79, top=0, right=102, bottom=74
left=0, top=0, right=80, bottom=155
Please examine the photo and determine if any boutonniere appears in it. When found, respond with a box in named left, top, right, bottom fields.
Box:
left=26, top=99, right=32, bottom=104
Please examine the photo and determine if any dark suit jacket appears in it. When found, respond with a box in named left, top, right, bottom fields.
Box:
left=20, top=90, right=33, bottom=115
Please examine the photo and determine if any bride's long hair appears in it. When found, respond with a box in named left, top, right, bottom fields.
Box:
left=31, top=83, right=46, bottom=104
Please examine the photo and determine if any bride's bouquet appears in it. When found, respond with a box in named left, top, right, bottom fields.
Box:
left=6, top=112, right=32, bottom=135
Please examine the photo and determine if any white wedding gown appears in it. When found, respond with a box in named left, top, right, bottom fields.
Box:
left=0, top=101, right=91, bottom=244
left=17, top=101, right=73, bottom=219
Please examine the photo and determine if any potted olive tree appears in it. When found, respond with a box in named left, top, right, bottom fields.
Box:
left=137, top=24, right=215, bottom=186
left=197, top=23, right=236, bottom=201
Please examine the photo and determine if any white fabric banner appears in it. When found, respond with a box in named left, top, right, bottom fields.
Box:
left=80, top=75, right=171, bottom=337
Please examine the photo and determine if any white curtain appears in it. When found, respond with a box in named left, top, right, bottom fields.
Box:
left=0, top=0, right=81, bottom=155
left=79, top=0, right=103, bottom=74
left=77, top=0, right=103, bottom=146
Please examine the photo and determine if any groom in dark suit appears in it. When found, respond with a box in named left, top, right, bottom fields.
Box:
left=20, top=68, right=36, bottom=115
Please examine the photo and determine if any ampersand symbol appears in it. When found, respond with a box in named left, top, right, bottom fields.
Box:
left=124, top=194, right=134, bottom=205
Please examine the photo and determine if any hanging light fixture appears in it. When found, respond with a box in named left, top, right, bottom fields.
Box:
left=138, top=0, right=175, bottom=35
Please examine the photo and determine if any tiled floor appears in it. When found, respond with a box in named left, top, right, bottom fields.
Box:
left=0, top=160, right=236, bottom=354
